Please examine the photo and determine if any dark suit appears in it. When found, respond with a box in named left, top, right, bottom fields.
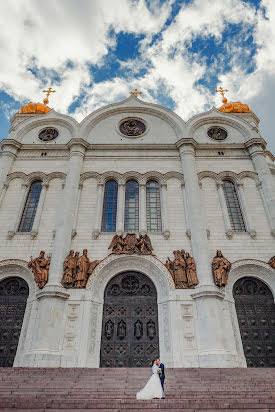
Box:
left=158, top=363, right=165, bottom=391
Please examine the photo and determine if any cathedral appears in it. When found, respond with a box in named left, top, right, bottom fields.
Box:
left=0, top=87, right=275, bottom=370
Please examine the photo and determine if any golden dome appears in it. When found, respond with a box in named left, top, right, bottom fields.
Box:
left=19, top=101, right=51, bottom=114
left=218, top=99, right=252, bottom=113
left=18, top=88, right=56, bottom=115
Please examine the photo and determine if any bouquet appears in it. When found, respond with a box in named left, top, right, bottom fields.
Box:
left=157, top=368, right=162, bottom=374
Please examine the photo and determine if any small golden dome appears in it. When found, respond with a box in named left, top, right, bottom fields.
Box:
left=19, top=101, right=51, bottom=114
left=218, top=100, right=252, bottom=113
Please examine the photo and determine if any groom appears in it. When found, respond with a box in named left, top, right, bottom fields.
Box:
left=156, top=358, right=165, bottom=398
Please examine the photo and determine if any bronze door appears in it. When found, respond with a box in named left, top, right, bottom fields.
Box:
left=100, top=271, right=159, bottom=367
left=233, top=277, right=275, bottom=367
left=0, top=277, right=29, bottom=367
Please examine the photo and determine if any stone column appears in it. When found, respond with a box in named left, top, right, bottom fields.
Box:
left=176, top=138, right=239, bottom=368
left=24, top=139, right=88, bottom=367
left=139, top=183, right=147, bottom=235
left=216, top=182, right=233, bottom=239
left=116, top=183, right=125, bottom=235
left=160, top=183, right=170, bottom=239
left=256, top=181, right=275, bottom=237
left=0, top=139, right=21, bottom=198
left=237, top=182, right=256, bottom=238
left=7, top=183, right=28, bottom=239
left=72, top=183, right=83, bottom=239
left=176, top=139, right=212, bottom=285
left=30, top=183, right=49, bottom=239
left=246, top=139, right=275, bottom=229
left=92, top=183, right=104, bottom=239
left=181, top=183, right=191, bottom=239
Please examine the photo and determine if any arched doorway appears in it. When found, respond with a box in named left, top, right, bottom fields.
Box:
left=233, top=277, right=275, bottom=367
left=0, top=277, right=29, bottom=367
left=100, top=271, right=159, bottom=367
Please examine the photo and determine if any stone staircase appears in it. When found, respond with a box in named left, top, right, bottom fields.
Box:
left=0, top=367, right=275, bottom=411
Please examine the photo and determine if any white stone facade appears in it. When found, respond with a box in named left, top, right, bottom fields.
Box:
left=0, top=95, right=275, bottom=368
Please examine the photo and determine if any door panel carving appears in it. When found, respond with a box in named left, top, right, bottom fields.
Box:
left=233, top=277, right=275, bottom=367
left=0, top=277, right=29, bottom=367
left=100, top=271, right=159, bottom=367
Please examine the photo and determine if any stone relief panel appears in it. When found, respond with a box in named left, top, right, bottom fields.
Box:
left=181, top=303, right=196, bottom=350
left=63, top=304, right=80, bottom=351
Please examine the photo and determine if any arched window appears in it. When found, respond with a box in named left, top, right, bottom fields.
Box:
left=223, top=180, right=246, bottom=232
left=146, top=180, right=162, bottom=232
left=101, top=180, right=118, bottom=232
left=18, top=181, right=42, bottom=232
left=124, top=180, right=139, bottom=232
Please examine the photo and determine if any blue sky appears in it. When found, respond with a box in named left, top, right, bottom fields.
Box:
left=0, top=0, right=275, bottom=152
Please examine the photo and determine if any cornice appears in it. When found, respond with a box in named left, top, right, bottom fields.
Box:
left=244, top=138, right=267, bottom=150
left=176, top=138, right=198, bottom=149
left=0, top=139, right=22, bottom=150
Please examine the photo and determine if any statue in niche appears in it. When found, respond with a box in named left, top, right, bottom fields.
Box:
left=61, top=249, right=101, bottom=288
left=108, top=233, right=154, bottom=255
left=268, top=256, right=275, bottom=269
left=28, top=250, right=50, bottom=289
left=165, top=249, right=198, bottom=289
left=212, top=249, right=231, bottom=287
left=62, top=250, right=77, bottom=288
left=185, top=252, right=199, bottom=287
left=75, top=249, right=90, bottom=288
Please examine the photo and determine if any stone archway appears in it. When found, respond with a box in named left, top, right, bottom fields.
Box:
left=233, top=277, right=275, bottom=367
left=85, top=254, right=174, bottom=368
left=0, top=277, right=29, bottom=366
left=100, top=270, right=159, bottom=367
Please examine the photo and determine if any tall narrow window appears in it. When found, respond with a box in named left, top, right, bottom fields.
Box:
left=18, top=181, right=42, bottom=232
left=124, top=180, right=139, bottom=232
left=223, top=180, right=246, bottom=232
left=146, top=180, right=162, bottom=232
left=101, top=180, right=118, bottom=232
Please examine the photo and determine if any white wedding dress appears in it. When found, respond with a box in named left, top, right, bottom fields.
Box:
left=136, top=364, right=163, bottom=400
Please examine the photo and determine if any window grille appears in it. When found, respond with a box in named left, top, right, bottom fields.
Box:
left=124, top=180, right=139, bottom=232
left=146, top=180, right=162, bottom=232
left=101, top=180, right=118, bottom=232
left=18, top=181, right=42, bottom=232
left=223, top=180, right=246, bottom=232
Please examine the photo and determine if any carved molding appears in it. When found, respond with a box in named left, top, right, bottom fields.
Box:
left=226, top=259, right=275, bottom=301
left=0, top=259, right=36, bottom=299
left=198, top=170, right=259, bottom=186
left=6, top=171, right=66, bottom=186
left=86, top=254, right=175, bottom=300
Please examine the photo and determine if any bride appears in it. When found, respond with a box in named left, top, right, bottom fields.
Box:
left=136, top=359, right=164, bottom=400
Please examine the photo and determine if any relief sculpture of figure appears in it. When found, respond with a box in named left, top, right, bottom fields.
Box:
left=75, top=249, right=89, bottom=288
left=137, top=234, right=153, bottom=255
left=123, top=120, right=142, bottom=136
left=185, top=252, right=199, bottom=287
left=212, top=249, right=231, bottom=287
left=108, top=235, right=126, bottom=254
left=62, top=250, right=77, bottom=288
left=108, top=233, right=154, bottom=256
left=28, top=250, right=50, bottom=289
left=165, top=249, right=198, bottom=289
left=268, top=256, right=275, bottom=269
left=124, top=233, right=139, bottom=254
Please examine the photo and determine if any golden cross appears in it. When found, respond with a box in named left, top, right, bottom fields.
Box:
left=130, top=88, right=142, bottom=98
left=42, top=87, right=56, bottom=104
left=215, top=86, right=228, bottom=100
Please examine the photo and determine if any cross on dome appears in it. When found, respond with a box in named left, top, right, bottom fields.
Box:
left=215, top=86, right=229, bottom=103
left=130, top=89, right=142, bottom=98
left=43, top=87, right=56, bottom=105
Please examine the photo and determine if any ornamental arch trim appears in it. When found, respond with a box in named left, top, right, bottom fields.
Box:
left=0, top=259, right=35, bottom=300
left=15, top=113, right=78, bottom=142
left=186, top=110, right=253, bottom=141
left=86, top=254, right=175, bottom=303
left=226, top=259, right=275, bottom=302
